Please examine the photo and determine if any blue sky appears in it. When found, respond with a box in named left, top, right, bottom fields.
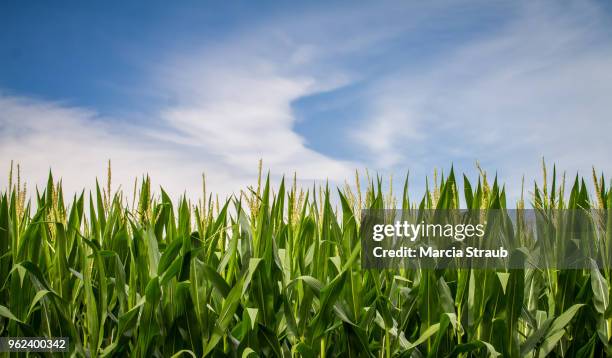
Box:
left=1, top=1, right=612, bottom=200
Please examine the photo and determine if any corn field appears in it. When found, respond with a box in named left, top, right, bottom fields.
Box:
left=1, top=163, right=611, bottom=357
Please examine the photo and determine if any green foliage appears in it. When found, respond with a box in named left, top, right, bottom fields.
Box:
left=0, top=165, right=610, bottom=357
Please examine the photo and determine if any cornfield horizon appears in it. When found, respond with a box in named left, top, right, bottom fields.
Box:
left=1, top=160, right=611, bottom=357
left=4, top=159, right=608, bottom=211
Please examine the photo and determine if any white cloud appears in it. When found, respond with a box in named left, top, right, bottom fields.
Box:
left=351, top=1, right=612, bottom=199
left=0, top=50, right=359, bottom=199
left=0, top=8, right=368, bottom=201
left=151, top=38, right=362, bottom=182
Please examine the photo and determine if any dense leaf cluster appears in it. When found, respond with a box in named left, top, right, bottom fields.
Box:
left=0, top=166, right=611, bottom=357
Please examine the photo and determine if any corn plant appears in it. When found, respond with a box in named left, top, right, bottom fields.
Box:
left=0, top=162, right=611, bottom=357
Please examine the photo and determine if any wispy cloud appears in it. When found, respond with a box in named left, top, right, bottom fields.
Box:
left=350, top=1, right=612, bottom=197
left=0, top=25, right=362, bottom=197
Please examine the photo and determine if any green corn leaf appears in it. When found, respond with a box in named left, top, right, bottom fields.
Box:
left=589, top=259, right=609, bottom=315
